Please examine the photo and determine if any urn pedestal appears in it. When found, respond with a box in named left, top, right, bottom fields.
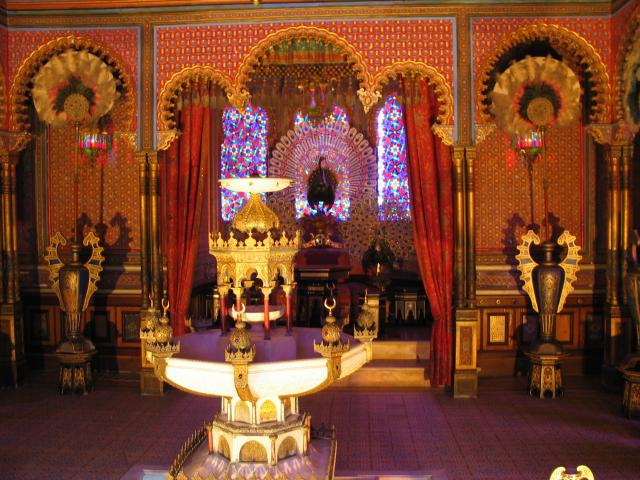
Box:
left=45, top=233, right=104, bottom=395
left=620, top=268, right=640, bottom=416
left=517, top=232, right=582, bottom=399
left=55, top=241, right=97, bottom=394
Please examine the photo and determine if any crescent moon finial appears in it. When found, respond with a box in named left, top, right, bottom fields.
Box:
left=323, top=297, right=336, bottom=316
left=231, top=303, right=246, bottom=319
left=161, top=298, right=170, bottom=315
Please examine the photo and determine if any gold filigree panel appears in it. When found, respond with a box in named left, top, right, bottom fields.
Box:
left=46, top=112, right=139, bottom=252
left=475, top=125, right=584, bottom=254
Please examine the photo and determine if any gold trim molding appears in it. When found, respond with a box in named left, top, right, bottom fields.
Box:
left=157, top=65, right=235, bottom=131
left=370, top=61, right=454, bottom=126
left=476, top=23, right=611, bottom=125
left=9, top=35, right=136, bottom=133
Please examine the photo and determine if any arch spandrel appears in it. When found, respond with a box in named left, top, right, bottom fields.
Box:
left=234, top=26, right=373, bottom=110
left=156, top=65, right=235, bottom=132
left=371, top=61, right=455, bottom=127
left=476, top=23, right=611, bottom=125
left=9, top=35, right=136, bottom=133
left=616, top=3, right=640, bottom=126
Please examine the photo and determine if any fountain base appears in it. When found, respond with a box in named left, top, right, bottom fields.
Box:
left=170, top=424, right=336, bottom=480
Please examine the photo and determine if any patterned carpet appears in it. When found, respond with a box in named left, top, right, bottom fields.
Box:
left=0, top=374, right=639, bottom=480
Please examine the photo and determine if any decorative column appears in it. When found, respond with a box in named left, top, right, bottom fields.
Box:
left=603, top=144, right=626, bottom=388
left=620, top=144, right=633, bottom=305
left=138, top=149, right=164, bottom=396
left=137, top=151, right=150, bottom=310
left=0, top=144, right=26, bottom=387
left=148, top=151, right=163, bottom=309
left=465, top=147, right=477, bottom=308
left=261, top=286, right=273, bottom=340
left=282, top=283, right=294, bottom=335
left=453, top=146, right=480, bottom=399
left=452, top=147, right=466, bottom=308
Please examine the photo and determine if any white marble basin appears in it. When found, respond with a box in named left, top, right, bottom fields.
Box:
left=157, top=327, right=369, bottom=399
left=220, top=177, right=291, bottom=193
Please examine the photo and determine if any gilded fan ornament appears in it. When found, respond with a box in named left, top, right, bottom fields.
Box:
left=490, top=56, right=582, bottom=136
left=32, top=49, right=117, bottom=127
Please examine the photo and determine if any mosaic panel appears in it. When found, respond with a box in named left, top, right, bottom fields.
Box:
left=46, top=119, right=140, bottom=252
left=475, top=124, right=584, bottom=253
left=155, top=19, right=454, bottom=94
left=377, top=95, right=411, bottom=222
left=7, top=27, right=139, bottom=128
left=472, top=16, right=611, bottom=119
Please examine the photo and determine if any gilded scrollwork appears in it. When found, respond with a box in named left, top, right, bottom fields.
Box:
left=586, top=122, right=638, bottom=145
left=10, top=35, right=136, bottom=133
left=156, top=129, right=181, bottom=151
left=370, top=61, right=455, bottom=126
left=476, top=24, right=610, bottom=125
left=156, top=65, right=235, bottom=131
left=474, top=123, right=497, bottom=145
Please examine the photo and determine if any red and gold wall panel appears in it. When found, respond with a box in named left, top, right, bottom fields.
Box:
left=46, top=125, right=140, bottom=252
left=6, top=27, right=141, bottom=252
left=472, top=16, right=612, bottom=121
left=475, top=124, right=585, bottom=254
left=155, top=19, right=455, bottom=95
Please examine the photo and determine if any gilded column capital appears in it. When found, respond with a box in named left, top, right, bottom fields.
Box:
left=156, top=129, right=181, bottom=151
left=587, top=122, right=638, bottom=146
left=433, top=124, right=454, bottom=146
left=0, top=130, right=32, bottom=155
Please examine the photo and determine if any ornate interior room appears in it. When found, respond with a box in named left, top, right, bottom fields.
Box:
left=1, top=0, right=640, bottom=479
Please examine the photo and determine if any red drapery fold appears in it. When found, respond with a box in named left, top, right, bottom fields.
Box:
left=164, top=82, right=213, bottom=336
left=402, top=77, right=454, bottom=387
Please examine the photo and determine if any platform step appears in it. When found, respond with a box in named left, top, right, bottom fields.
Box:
left=333, top=359, right=430, bottom=388
left=372, top=340, right=430, bottom=361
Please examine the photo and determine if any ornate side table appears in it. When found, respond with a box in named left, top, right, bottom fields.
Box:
left=621, top=369, right=640, bottom=418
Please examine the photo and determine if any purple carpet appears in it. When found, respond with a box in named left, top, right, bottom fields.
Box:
left=0, top=374, right=638, bottom=479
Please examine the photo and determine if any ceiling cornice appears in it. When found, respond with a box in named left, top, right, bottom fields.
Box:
left=1, top=0, right=617, bottom=15
left=3, top=1, right=617, bottom=27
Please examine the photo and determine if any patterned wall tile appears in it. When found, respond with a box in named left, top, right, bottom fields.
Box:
left=47, top=123, right=140, bottom=252
left=475, top=124, right=584, bottom=253
left=155, top=19, right=454, bottom=95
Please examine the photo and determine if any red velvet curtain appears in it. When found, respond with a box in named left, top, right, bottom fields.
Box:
left=402, top=77, right=454, bottom=387
left=164, top=82, right=213, bottom=336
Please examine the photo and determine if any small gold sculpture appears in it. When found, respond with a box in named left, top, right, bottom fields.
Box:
left=228, top=304, right=253, bottom=353
left=549, top=465, right=594, bottom=480
left=314, top=297, right=350, bottom=357
left=146, top=298, right=180, bottom=358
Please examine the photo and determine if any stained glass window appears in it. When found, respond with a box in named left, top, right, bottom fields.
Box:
left=293, top=106, right=351, bottom=221
left=220, top=103, right=268, bottom=221
left=376, top=95, right=411, bottom=221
